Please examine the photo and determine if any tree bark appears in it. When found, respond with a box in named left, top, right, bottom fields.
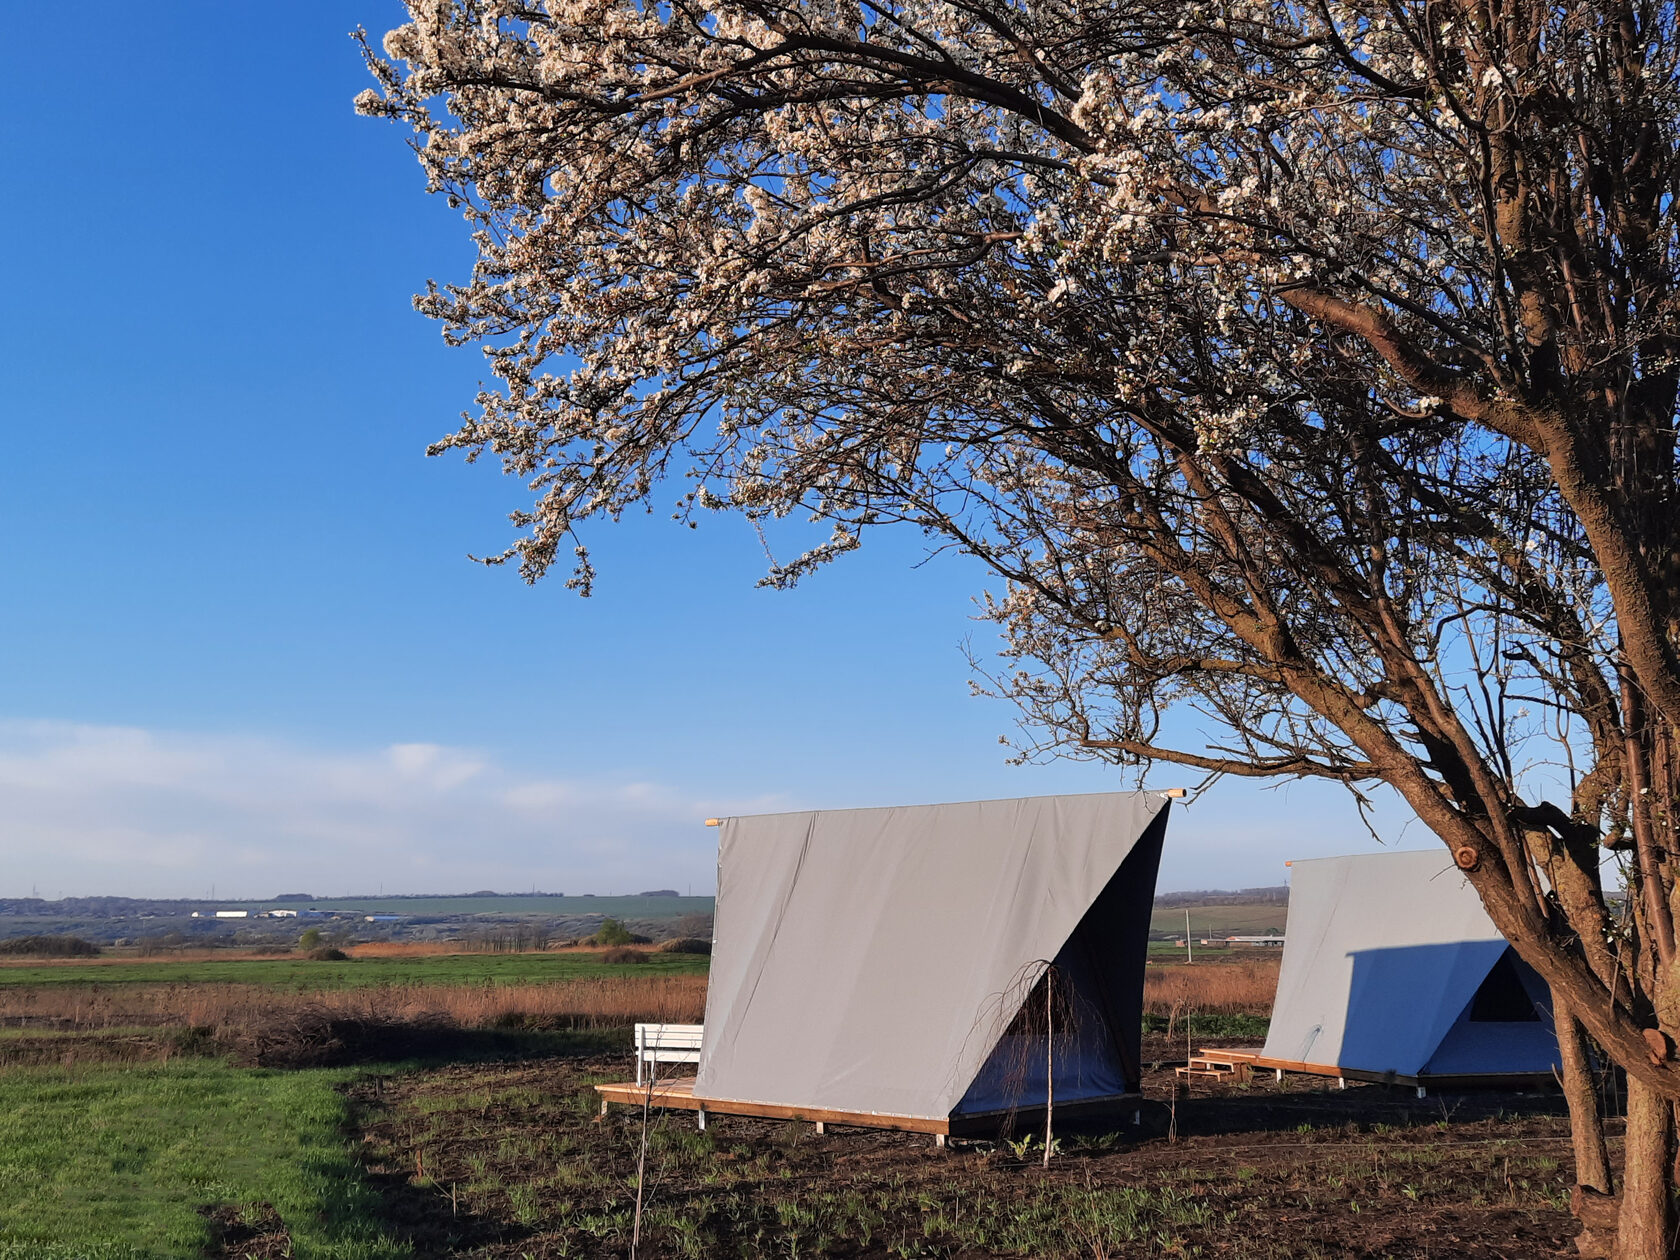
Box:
left=1558, top=994, right=1619, bottom=1256
left=1558, top=996, right=1615, bottom=1195
left=1614, top=1076, right=1675, bottom=1260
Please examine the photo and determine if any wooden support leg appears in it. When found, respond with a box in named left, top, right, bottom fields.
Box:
left=1337, top=1077, right=1347, bottom=1090
left=814, top=1121, right=825, bottom=1135
left=935, top=1133, right=947, bottom=1148
left=1274, top=1069, right=1283, bottom=1082
left=600, top=1097, right=609, bottom=1117
left=697, top=1108, right=707, bottom=1132
left=1415, top=1085, right=1427, bottom=1099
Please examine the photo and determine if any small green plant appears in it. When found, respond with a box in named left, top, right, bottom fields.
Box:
left=297, top=927, right=323, bottom=951
left=592, top=919, right=635, bottom=946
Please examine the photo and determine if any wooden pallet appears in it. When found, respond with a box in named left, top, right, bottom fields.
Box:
left=1174, top=1051, right=1253, bottom=1083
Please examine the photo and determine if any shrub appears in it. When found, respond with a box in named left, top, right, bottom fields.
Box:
left=591, top=918, right=633, bottom=946
left=136, top=931, right=188, bottom=955
left=590, top=919, right=649, bottom=946
left=670, top=913, right=714, bottom=938
left=169, top=1025, right=220, bottom=1057
left=0, top=935, right=100, bottom=958
left=599, top=947, right=647, bottom=964
left=307, top=947, right=349, bottom=962
left=461, top=925, right=551, bottom=953
left=297, top=927, right=323, bottom=951
left=655, top=937, right=711, bottom=955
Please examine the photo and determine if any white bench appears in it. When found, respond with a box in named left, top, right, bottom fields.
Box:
left=634, top=1022, right=703, bottom=1085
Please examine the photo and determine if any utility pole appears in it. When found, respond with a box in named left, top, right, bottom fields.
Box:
left=1185, top=909, right=1193, bottom=964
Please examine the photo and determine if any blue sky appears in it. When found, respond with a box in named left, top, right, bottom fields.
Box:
left=0, top=3, right=1423, bottom=899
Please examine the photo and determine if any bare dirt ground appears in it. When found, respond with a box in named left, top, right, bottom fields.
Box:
left=335, top=1037, right=1586, bottom=1259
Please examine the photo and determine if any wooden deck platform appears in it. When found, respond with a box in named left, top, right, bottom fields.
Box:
left=1205, top=1048, right=1559, bottom=1096
left=594, top=1079, right=1141, bottom=1139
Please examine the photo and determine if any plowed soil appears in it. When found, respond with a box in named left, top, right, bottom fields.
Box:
left=345, top=1037, right=1587, bottom=1259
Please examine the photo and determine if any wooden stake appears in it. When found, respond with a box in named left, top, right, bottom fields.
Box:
left=1044, top=966, right=1054, bottom=1169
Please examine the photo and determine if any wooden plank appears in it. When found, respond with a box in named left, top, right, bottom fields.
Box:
left=1190, top=1050, right=1255, bottom=1069
left=1194, top=1047, right=1265, bottom=1064
left=595, top=1081, right=949, bottom=1134
left=1210, top=1052, right=1558, bottom=1090
left=1229, top=1054, right=1418, bottom=1086
left=596, top=1080, right=700, bottom=1108
left=694, top=1098, right=950, bottom=1135
left=594, top=1082, right=1141, bottom=1138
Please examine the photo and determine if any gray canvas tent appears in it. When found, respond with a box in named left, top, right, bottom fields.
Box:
left=1260, top=850, right=1560, bottom=1084
left=690, top=791, right=1172, bottom=1132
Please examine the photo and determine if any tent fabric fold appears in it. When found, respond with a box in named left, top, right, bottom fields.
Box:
left=694, top=792, right=1171, bottom=1120
left=1262, top=850, right=1560, bottom=1078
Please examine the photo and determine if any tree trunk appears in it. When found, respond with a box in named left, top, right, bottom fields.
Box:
left=1614, top=1076, right=1675, bottom=1260
left=1558, top=997, right=1615, bottom=1194
left=1557, top=994, right=1617, bottom=1257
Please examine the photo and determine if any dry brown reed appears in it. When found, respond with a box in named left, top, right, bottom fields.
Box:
left=345, top=941, right=475, bottom=959
left=0, top=975, right=708, bottom=1035
left=1143, top=958, right=1278, bottom=1016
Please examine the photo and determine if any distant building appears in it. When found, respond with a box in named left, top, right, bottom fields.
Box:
left=267, top=909, right=299, bottom=918
left=214, top=910, right=248, bottom=919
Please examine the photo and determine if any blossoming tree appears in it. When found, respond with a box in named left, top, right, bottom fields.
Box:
left=359, top=0, right=1680, bottom=1251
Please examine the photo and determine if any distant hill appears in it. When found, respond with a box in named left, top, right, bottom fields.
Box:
left=1154, top=885, right=1288, bottom=908
left=0, top=893, right=714, bottom=947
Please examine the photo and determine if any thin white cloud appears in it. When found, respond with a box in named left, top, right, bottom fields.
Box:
left=0, top=720, right=1454, bottom=900
left=0, top=720, right=770, bottom=899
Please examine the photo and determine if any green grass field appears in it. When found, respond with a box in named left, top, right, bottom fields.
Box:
left=212, top=894, right=714, bottom=918
left=0, top=949, right=710, bottom=990
left=0, top=1061, right=407, bottom=1260
left=1148, top=903, right=1289, bottom=938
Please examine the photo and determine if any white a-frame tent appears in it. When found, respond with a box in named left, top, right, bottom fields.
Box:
left=1260, top=850, right=1560, bottom=1085
left=688, top=791, right=1172, bottom=1134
